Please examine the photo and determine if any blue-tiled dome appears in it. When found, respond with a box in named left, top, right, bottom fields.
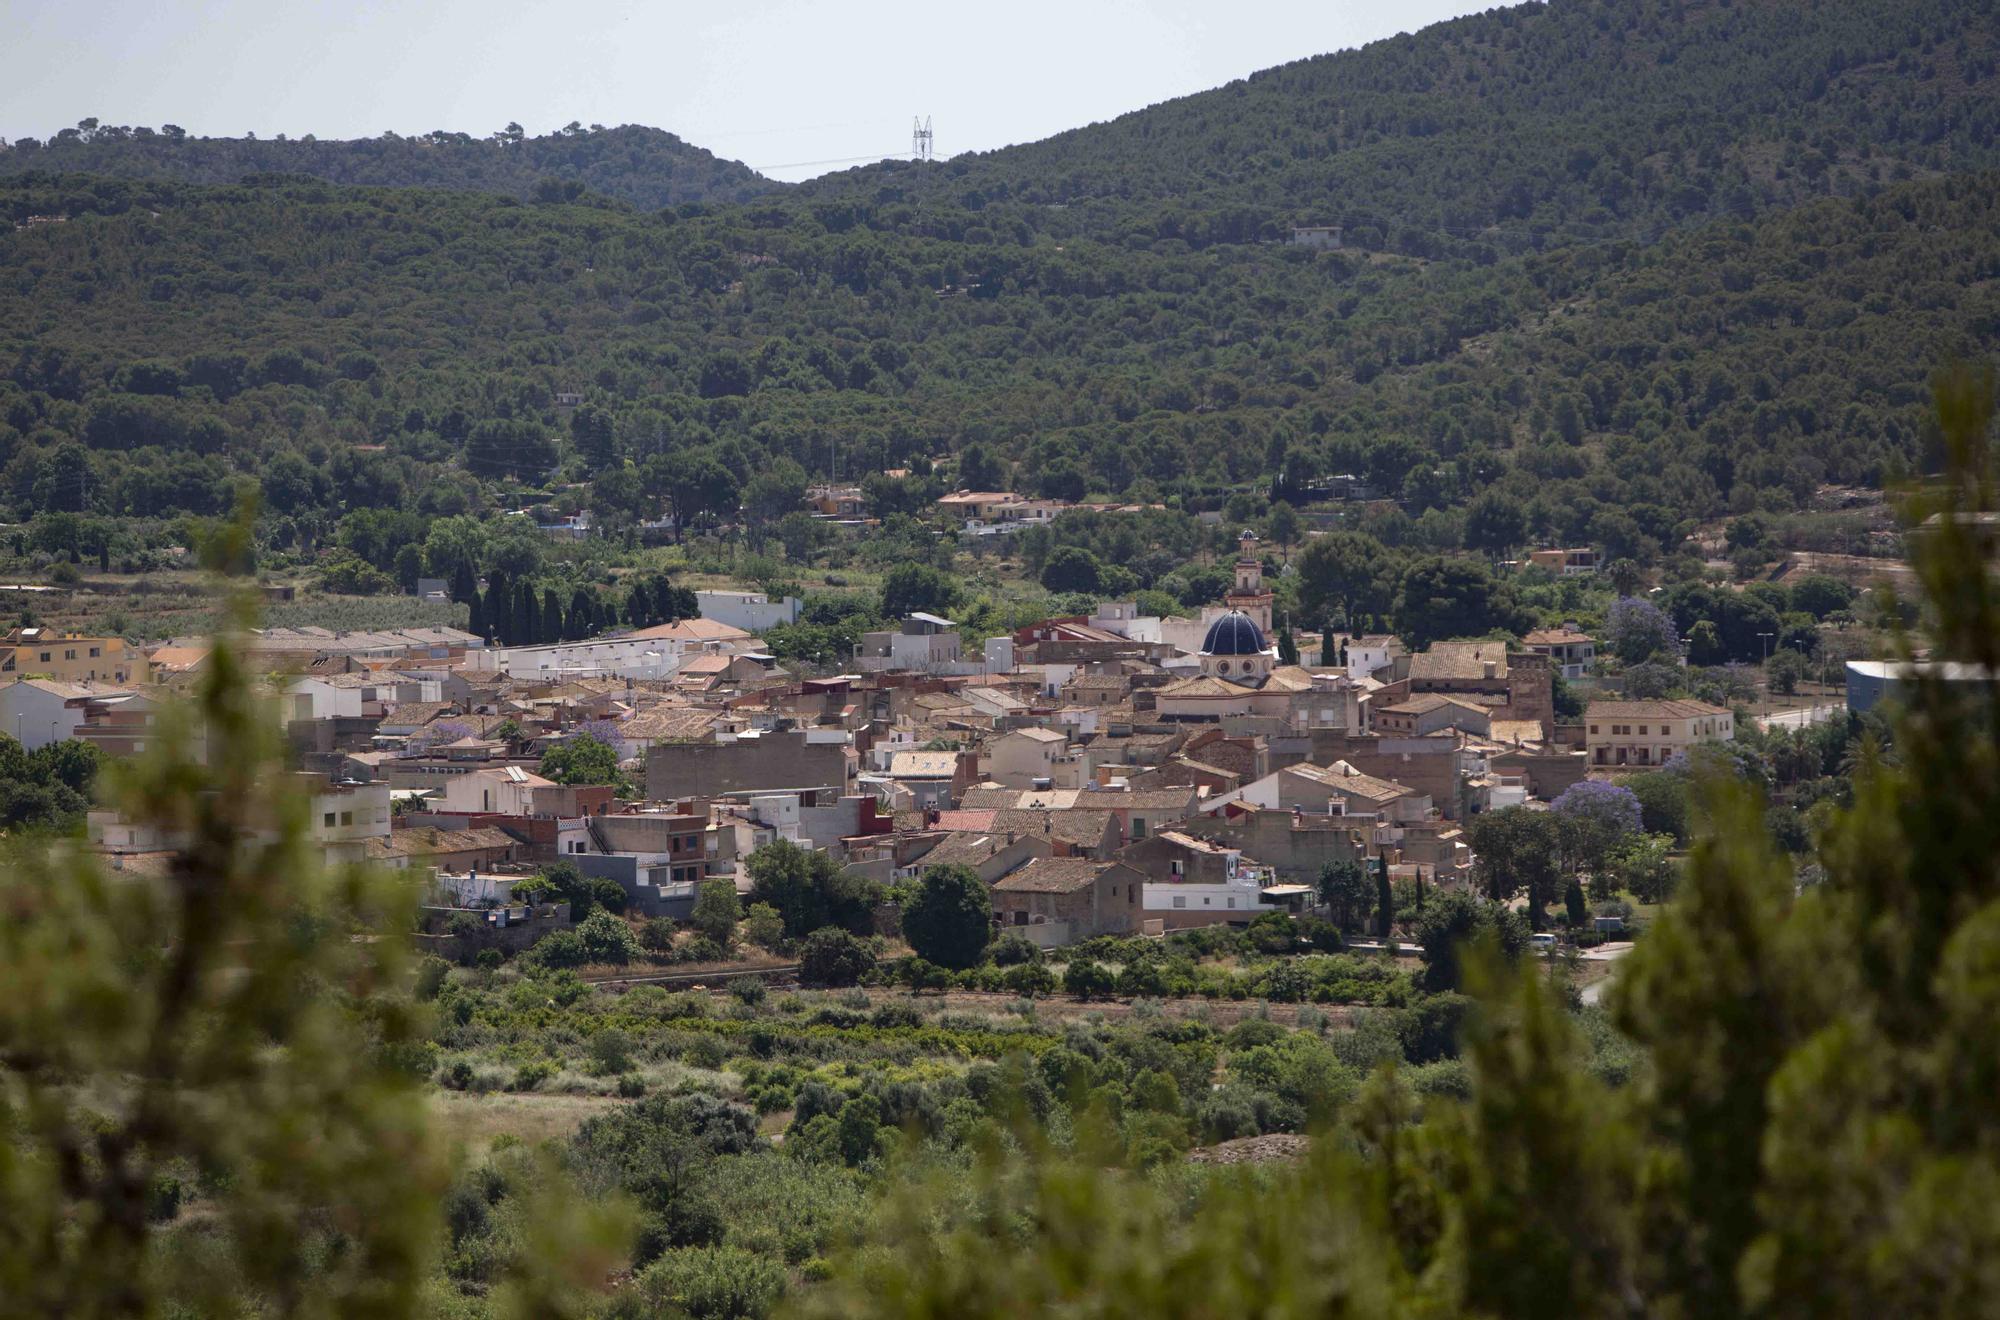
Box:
left=1201, top=610, right=1266, bottom=656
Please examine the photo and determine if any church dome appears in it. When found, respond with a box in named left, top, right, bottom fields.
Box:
left=1202, top=610, right=1267, bottom=657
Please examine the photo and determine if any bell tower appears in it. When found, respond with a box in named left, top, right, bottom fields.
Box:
left=1223, top=530, right=1273, bottom=633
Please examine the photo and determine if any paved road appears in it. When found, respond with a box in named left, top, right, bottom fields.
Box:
left=1759, top=702, right=1846, bottom=731
left=1579, top=942, right=1636, bottom=1006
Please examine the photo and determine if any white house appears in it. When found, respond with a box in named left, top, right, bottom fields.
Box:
left=437, top=765, right=558, bottom=816
left=279, top=675, right=367, bottom=724
left=0, top=677, right=117, bottom=749
left=697, top=590, right=801, bottom=633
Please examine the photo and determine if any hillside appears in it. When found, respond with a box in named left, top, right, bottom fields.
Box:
left=0, top=122, right=780, bottom=209
left=3, top=166, right=1992, bottom=558
left=1, top=0, right=1996, bottom=588
left=810, top=0, right=2000, bottom=254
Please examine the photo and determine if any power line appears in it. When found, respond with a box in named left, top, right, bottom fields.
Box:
left=750, top=149, right=911, bottom=173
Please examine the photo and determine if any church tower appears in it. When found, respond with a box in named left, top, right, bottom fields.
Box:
left=1223, top=529, right=1274, bottom=634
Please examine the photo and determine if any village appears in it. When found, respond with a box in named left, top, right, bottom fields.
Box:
left=0, top=526, right=1749, bottom=969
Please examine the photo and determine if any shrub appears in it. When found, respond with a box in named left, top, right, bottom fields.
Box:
left=690, top=879, right=741, bottom=946
left=1002, top=962, right=1057, bottom=998
left=677, top=935, right=727, bottom=965
left=799, top=929, right=876, bottom=987
left=1064, top=957, right=1116, bottom=999
left=742, top=902, right=787, bottom=951
left=640, top=916, right=678, bottom=955
left=511, top=1060, right=556, bottom=1092
left=731, top=976, right=767, bottom=1006
left=988, top=932, right=1041, bottom=967
left=576, top=910, right=640, bottom=966
left=588, top=1028, right=635, bottom=1076
left=634, top=1245, right=785, bottom=1319
left=526, top=929, right=587, bottom=969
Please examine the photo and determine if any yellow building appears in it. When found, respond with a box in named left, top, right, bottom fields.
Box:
left=0, top=627, right=150, bottom=685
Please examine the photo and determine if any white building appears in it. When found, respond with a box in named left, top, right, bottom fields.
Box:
left=468, top=618, right=755, bottom=680
left=0, top=677, right=119, bottom=749
left=697, top=590, right=802, bottom=634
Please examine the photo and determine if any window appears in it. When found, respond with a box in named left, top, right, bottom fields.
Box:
left=1131, top=819, right=1146, bottom=839
left=1171, top=896, right=1186, bottom=909
left=1227, top=897, right=1237, bottom=908
left=340, top=811, right=353, bottom=826
left=1638, top=725, right=1648, bottom=735
left=1169, top=859, right=1184, bottom=876
left=89, top=647, right=99, bottom=658
left=1202, top=896, right=1211, bottom=906
left=323, top=813, right=336, bottom=828
left=1589, top=725, right=1598, bottom=734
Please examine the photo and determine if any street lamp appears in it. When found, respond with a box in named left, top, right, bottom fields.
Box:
left=1758, top=631, right=1777, bottom=719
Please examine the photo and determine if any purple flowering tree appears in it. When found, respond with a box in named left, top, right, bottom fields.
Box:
left=1606, top=596, right=1683, bottom=664
left=1552, top=779, right=1644, bottom=873
left=406, top=720, right=475, bottom=753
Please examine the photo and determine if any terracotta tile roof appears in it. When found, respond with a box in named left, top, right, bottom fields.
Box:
left=1380, top=693, right=1490, bottom=716
left=1408, top=642, right=1512, bottom=681
left=930, top=809, right=998, bottom=832
left=619, top=708, right=718, bottom=743
left=991, top=808, right=1114, bottom=848
left=1584, top=699, right=1731, bottom=720
left=993, top=856, right=1109, bottom=894
left=625, top=618, right=755, bottom=643
left=1286, top=761, right=1412, bottom=804
left=363, top=826, right=518, bottom=860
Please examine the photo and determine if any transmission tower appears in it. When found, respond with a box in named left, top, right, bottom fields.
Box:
left=912, top=116, right=934, bottom=162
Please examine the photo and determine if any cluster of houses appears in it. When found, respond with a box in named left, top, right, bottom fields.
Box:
left=3, top=538, right=1736, bottom=957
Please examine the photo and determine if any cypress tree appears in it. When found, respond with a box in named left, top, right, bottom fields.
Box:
left=1377, top=869, right=1395, bottom=940
left=625, top=580, right=651, bottom=628
left=1321, top=623, right=1338, bottom=669
left=516, top=583, right=538, bottom=646
left=485, top=572, right=512, bottom=644
left=567, top=587, right=593, bottom=641
left=542, top=588, right=563, bottom=645
left=449, top=560, right=477, bottom=605
left=467, top=589, right=486, bottom=641
left=1277, top=614, right=1299, bottom=666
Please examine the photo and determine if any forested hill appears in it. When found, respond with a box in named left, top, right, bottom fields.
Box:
left=809, top=0, right=2000, bottom=254
left=3, top=165, right=1994, bottom=557
left=0, top=122, right=780, bottom=209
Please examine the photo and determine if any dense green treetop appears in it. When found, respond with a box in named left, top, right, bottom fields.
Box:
left=0, top=121, right=778, bottom=209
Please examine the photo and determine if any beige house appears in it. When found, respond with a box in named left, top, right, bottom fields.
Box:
left=2, top=628, right=149, bottom=684
left=986, top=727, right=1070, bottom=788
left=1584, top=699, right=1734, bottom=769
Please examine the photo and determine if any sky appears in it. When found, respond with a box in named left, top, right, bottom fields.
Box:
left=2, top=1, right=1496, bottom=182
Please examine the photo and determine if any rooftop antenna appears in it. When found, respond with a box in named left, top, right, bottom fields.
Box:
left=912, top=116, right=933, bottom=163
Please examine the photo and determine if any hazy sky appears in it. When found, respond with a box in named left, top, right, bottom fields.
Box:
left=3, top=1, right=1495, bottom=181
